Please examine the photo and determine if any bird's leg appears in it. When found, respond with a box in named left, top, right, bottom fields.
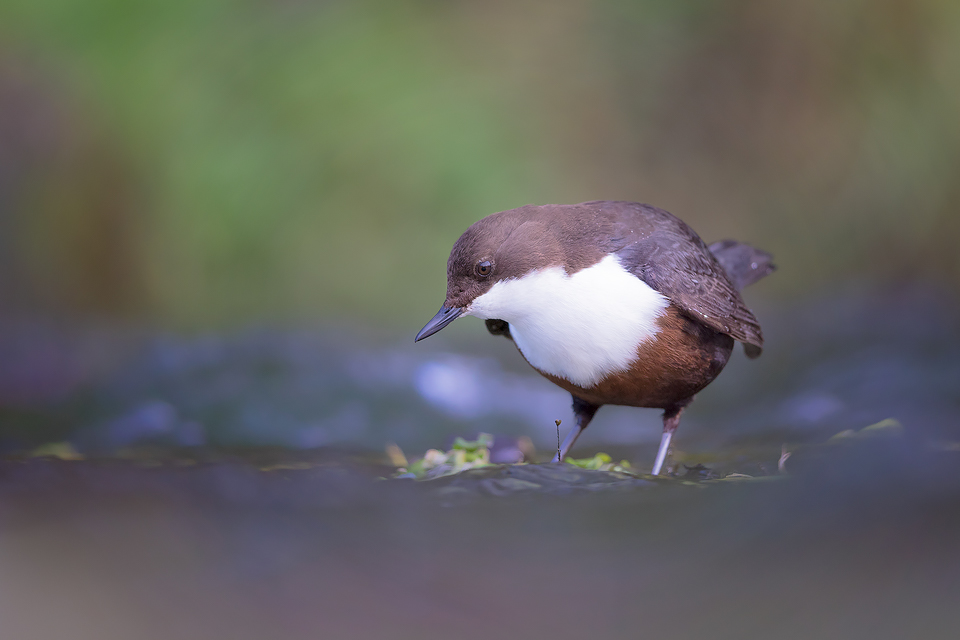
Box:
left=552, top=396, right=600, bottom=462
left=651, top=405, right=685, bottom=476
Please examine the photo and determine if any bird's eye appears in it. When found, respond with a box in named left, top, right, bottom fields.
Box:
left=476, top=260, right=493, bottom=277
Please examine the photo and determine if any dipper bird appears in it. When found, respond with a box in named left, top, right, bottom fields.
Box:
left=415, top=201, right=774, bottom=475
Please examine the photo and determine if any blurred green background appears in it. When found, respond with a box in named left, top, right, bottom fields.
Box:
left=2, top=0, right=958, bottom=330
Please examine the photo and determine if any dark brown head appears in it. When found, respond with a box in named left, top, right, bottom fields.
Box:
left=415, top=203, right=626, bottom=341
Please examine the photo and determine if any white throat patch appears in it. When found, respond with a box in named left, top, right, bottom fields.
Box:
left=465, top=254, right=669, bottom=388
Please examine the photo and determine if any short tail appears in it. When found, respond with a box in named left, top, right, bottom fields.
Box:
left=708, top=240, right=775, bottom=291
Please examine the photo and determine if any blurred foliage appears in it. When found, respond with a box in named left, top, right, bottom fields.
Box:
left=566, top=451, right=633, bottom=473
left=395, top=432, right=495, bottom=480
left=1, top=0, right=958, bottom=328
left=29, top=440, right=83, bottom=460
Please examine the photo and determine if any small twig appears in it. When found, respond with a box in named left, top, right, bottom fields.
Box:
left=555, top=419, right=562, bottom=461
left=778, top=444, right=792, bottom=474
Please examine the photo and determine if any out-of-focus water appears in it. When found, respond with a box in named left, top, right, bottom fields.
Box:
left=1, top=287, right=957, bottom=460
left=1, top=435, right=959, bottom=640
left=1, top=287, right=959, bottom=639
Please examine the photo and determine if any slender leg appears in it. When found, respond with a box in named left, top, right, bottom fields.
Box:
left=552, top=396, right=600, bottom=462
left=651, top=406, right=684, bottom=476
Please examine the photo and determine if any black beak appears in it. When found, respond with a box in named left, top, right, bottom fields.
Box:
left=415, top=306, right=463, bottom=342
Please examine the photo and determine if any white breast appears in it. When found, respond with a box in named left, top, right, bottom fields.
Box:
left=465, top=254, right=669, bottom=388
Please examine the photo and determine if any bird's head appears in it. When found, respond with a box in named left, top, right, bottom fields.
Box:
left=414, top=203, right=626, bottom=342
left=414, top=206, right=563, bottom=341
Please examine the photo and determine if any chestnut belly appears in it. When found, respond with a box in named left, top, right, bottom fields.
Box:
left=532, top=305, right=734, bottom=409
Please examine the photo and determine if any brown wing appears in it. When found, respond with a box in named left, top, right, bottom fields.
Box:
left=586, top=201, right=765, bottom=357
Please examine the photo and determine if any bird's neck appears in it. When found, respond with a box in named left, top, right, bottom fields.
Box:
left=466, top=254, right=669, bottom=387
